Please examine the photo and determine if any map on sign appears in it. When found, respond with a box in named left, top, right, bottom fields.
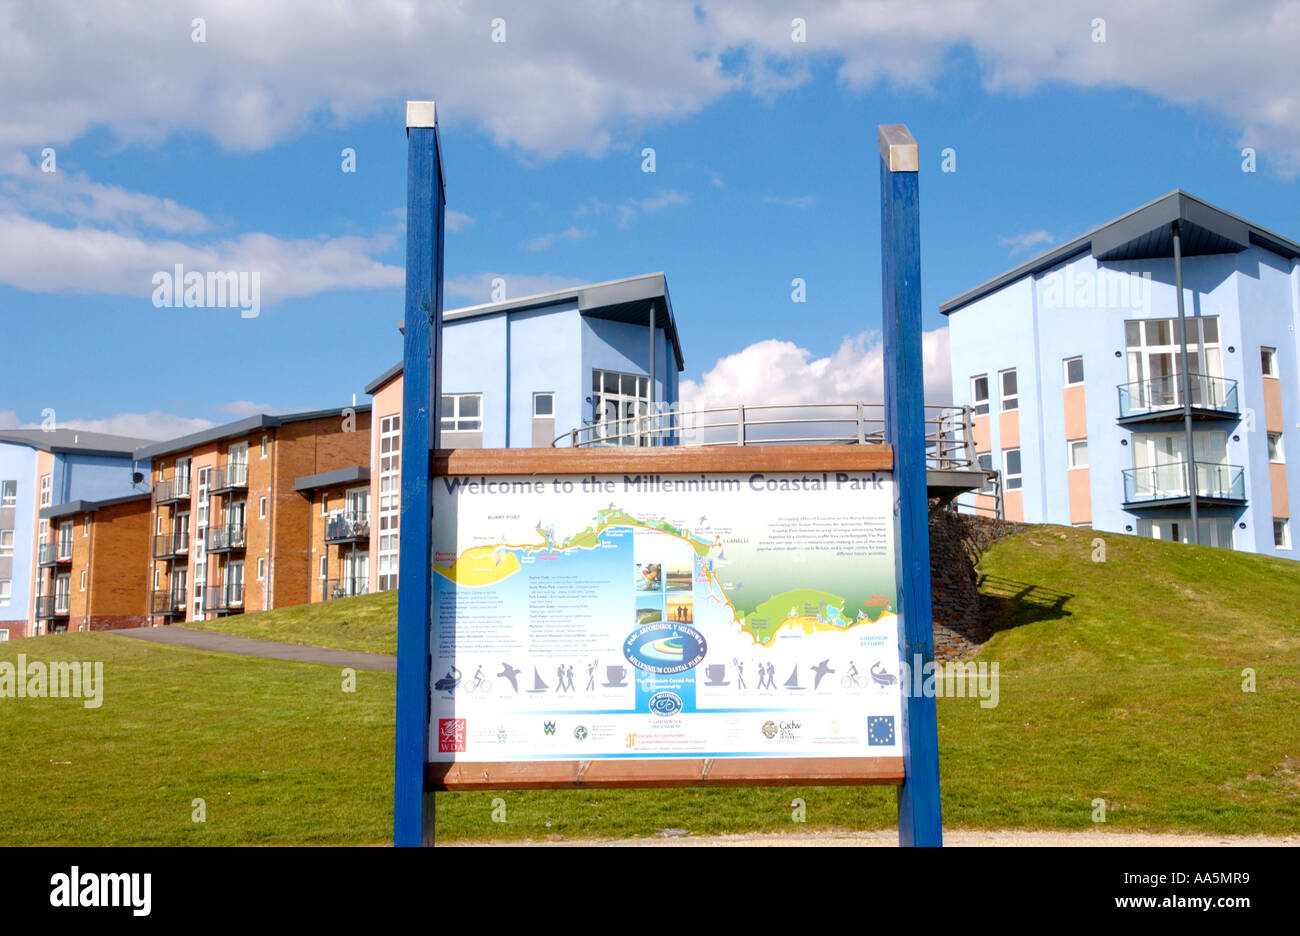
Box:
left=428, top=470, right=903, bottom=762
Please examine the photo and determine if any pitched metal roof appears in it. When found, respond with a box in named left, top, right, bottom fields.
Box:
left=133, top=405, right=371, bottom=460
left=365, top=271, right=684, bottom=393
left=0, top=428, right=153, bottom=458
left=940, top=190, right=1300, bottom=316
left=40, top=491, right=151, bottom=519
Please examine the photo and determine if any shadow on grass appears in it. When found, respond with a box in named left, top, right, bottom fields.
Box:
left=977, top=573, right=1073, bottom=635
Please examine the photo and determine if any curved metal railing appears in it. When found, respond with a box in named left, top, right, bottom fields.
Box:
left=555, top=402, right=979, bottom=471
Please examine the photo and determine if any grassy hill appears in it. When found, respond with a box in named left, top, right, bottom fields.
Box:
left=1, top=524, right=1296, bottom=843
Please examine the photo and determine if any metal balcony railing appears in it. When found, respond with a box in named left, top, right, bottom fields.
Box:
left=555, top=402, right=979, bottom=471
left=153, top=532, right=190, bottom=559
left=325, top=512, right=370, bottom=543
left=154, top=477, right=191, bottom=504
left=38, top=541, right=73, bottom=565
left=1122, top=461, right=1246, bottom=504
left=206, top=525, right=246, bottom=552
left=205, top=584, right=244, bottom=612
left=210, top=463, right=248, bottom=493
left=35, top=595, right=70, bottom=619
left=322, top=577, right=369, bottom=601
left=150, top=589, right=187, bottom=615
left=1117, top=374, right=1239, bottom=420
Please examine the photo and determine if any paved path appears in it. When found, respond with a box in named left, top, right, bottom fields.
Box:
left=113, top=626, right=396, bottom=672
left=451, top=828, right=1298, bottom=847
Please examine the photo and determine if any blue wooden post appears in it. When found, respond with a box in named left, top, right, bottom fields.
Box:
left=879, top=124, right=943, bottom=847
left=395, top=101, right=445, bottom=847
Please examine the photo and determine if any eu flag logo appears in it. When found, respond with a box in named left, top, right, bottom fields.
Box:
left=867, top=715, right=895, bottom=746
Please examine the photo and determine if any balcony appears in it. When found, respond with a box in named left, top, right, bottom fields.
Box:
left=150, top=589, right=187, bottom=616
left=1122, top=461, right=1246, bottom=507
left=322, top=577, right=369, bottom=602
left=205, top=584, right=244, bottom=613
left=154, top=477, right=191, bottom=505
left=38, top=542, right=73, bottom=566
left=210, top=463, right=248, bottom=494
left=1117, top=374, right=1239, bottom=424
left=34, top=595, right=70, bottom=619
left=206, top=525, right=246, bottom=553
left=153, top=532, right=190, bottom=560
left=325, top=512, right=370, bottom=543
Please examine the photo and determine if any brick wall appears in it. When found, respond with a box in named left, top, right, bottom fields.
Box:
left=86, top=498, right=151, bottom=627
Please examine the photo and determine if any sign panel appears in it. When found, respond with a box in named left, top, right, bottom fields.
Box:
left=429, top=469, right=903, bottom=762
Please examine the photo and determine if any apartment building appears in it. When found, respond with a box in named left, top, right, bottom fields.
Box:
left=36, top=493, right=151, bottom=633
left=297, top=466, right=371, bottom=604
left=134, top=406, right=371, bottom=624
left=944, top=190, right=1300, bottom=558
left=0, top=429, right=149, bottom=639
left=364, top=272, right=684, bottom=593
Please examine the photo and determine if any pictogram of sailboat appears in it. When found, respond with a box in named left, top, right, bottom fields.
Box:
left=525, top=667, right=550, bottom=693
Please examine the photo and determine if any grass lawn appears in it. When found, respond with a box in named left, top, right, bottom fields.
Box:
left=2, top=525, right=1297, bottom=843
left=0, top=633, right=393, bottom=845
left=186, top=590, right=398, bottom=655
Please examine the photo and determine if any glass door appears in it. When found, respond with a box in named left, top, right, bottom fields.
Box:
left=225, top=560, right=244, bottom=607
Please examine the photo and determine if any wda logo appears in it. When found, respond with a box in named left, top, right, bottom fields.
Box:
left=542, top=721, right=556, bottom=736
left=50, top=866, right=151, bottom=916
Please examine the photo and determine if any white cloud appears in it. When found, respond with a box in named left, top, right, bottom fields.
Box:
left=680, top=328, right=952, bottom=414
left=0, top=214, right=401, bottom=302
left=214, top=401, right=282, bottom=417
left=4, top=2, right=1300, bottom=170
left=521, top=226, right=591, bottom=252
left=51, top=411, right=213, bottom=440
left=445, top=210, right=474, bottom=232
left=443, top=271, right=578, bottom=306
left=763, top=194, right=817, bottom=209
left=617, top=190, right=690, bottom=228
left=0, top=410, right=19, bottom=430
left=999, top=230, right=1055, bottom=256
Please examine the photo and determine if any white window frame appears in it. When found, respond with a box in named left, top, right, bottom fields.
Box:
left=0, top=480, right=16, bottom=507
left=971, top=375, right=989, bottom=416
left=1274, top=518, right=1291, bottom=550
left=261, top=435, right=269, bottom=459
left=1004, top=448, right=1023, bottom=490
left=441, top=393, right=483, bottom=432
left=80, top=569, right=87, bottom=591
left=1063, top=356, right=1085, bottom=387
left=84, top=515, right=90, bottom=536
left=0, top=579, right=10, bottom=607
left=257, top=557, right=266, bottom=581
left=320, top=555, right=328, bottom=579
left=378, top=414, right=401, bottom=592
left=40, top=473, right=51, bottom=508
left=1068, top=439, right=1088, bottom=469
left=0, top=530, right=12, bottom=557
left=1000, top=368, right=1018, bottom=411
left=1268, top=432, right=1285, bottom=464
left=260, top=496, right=268, bottom=519
left=533, top=392, right=555, bottom=418
left=1262, top=346, right=1278, bottom=378
left=322, top=493, right=328, bottom=517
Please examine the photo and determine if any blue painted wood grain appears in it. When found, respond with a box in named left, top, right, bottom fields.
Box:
left=881, top=151, right=944, bottom=847
left=394, top=122, right=444, bottom=847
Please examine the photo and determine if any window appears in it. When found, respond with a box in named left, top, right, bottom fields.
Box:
left=322, top=494, right=329, bottom=516
left=0, top=580, right=10, bottom=607
left=80, top=570, right=86, bottom=591
left=84, top=516, right=90, bottom=536
left=153, top=569, right=160, bottom=589
left=1124, top=316, right=1224, bottom=412
left=157, top=515, right=165, bottom=534
left=591, top=369, right=651, bottom=445
left=259, top=496, right=267, bottom=519
left=0, top=531, right=11, bottom=557
left=320, top=555, right=327, bottom=579
left=0, top=628, right=8, bottom=640
left=1262, top=347, right=1278, bottom=378
left=261, top=435, right=269, bottom=459
left=378, top=414, right=401, bottom=592
left=1000, top=369, right=1018, bottom=411
left=1269, top=432, right=1285, bottom=464
left=1064, top=356, right=1084, bottom=386
left=1068, top=439, right=1088, bottom=469
left=441, top=393, right=483, bottom=432
left=1, top=480, right=15, bottom=506
left=40, top=474, right=51, bottom=508
left=533, top=392, right=555, bottom=417
left=977, top=453, right=994, bottom=493
left=1004, top=448, right=1023, bottom=490
left=258, top=557, right=266, bottom=580
left=1274, top=518, right=1290, bottom=549
left=971, top=375, right=989, bottom=416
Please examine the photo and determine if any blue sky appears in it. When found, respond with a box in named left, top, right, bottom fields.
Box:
left=2, top=2, right=1298, bottom=438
